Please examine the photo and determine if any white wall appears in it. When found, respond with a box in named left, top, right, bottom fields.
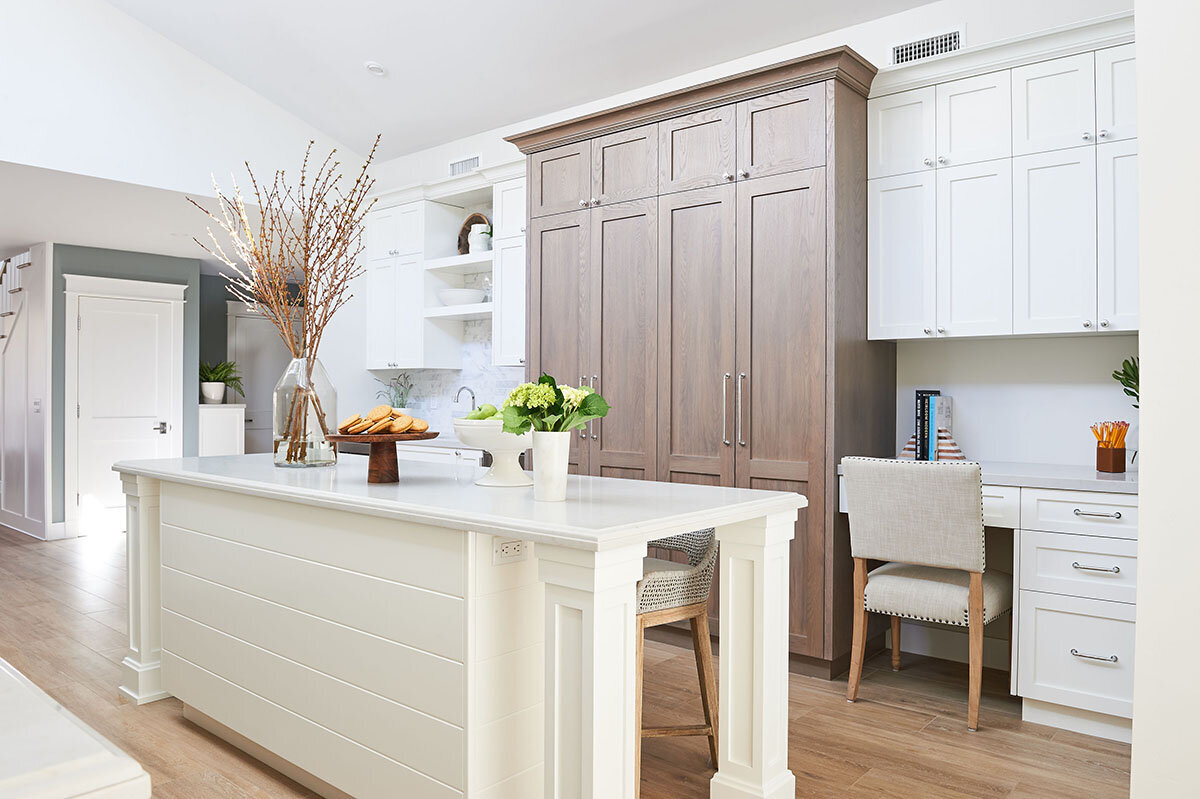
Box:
left=1, top=0, right=356, bottom=197
left=1129, top=1, right=1200, bottom=795
left=896, top=335, right=1140, bottom=465
left=371, top=0, right=1131, bottom=189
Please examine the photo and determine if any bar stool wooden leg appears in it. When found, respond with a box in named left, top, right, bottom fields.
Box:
left=846, top=558, right=868, bottom=702
left=967, top=571, right=984, bottom=731
left=891, top=616, right=902, bottom=671
left=635, top=616, right=646, bottom=799
left=690, top=611, right=719, bottom=767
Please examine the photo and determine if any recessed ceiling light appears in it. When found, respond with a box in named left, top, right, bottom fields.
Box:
left=364, top=61, right=387, bottom=77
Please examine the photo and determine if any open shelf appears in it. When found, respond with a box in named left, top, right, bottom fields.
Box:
left=424, top=302, right=494, bottom=321
left=424, top=251, right=494, bottom=275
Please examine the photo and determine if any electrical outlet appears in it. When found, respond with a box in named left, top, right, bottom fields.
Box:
left=493, top=538, right=528, bottom=566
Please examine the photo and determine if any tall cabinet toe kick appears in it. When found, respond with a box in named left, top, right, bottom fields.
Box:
left=838, top=465, right=1139, bottom=742
left=510, top=46, right=897, bottom=677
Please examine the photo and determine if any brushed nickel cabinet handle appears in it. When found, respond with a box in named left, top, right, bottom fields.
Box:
left=736, top=373, right=747, bottom=447
left=1072, top=561, right=1121, bottom=574
left=590, top=375, right=598, bottom=440
left=722, top=373, right=731, bottom=446
left=1070, top=648, right=1118, bottom=663
left=580, top=375, right=589, bottom=438
left=1074, top=508, right=1122, bottom=519
left=7, top=287, right=22, bottom=294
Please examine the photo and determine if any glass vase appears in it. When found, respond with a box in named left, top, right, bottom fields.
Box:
left=272, top=357, right=337, bottom=467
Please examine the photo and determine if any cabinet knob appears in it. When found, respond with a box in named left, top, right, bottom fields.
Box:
left=578, top=200, right=588, bottom=208
left=1082, top=132, right=1092, bottom=141
left=923, top=327, right=933, bottom=335
left=1082, top=320, right=1093, bottom=328
left=722, top=172, right=734, bottom=181
left=738, top=169, right=750, bottom=179
left=923, top=158, right=934, bottom=167
left=520, top=225, right=526, bottom=233
left=1098, top=129, right=1109, bottom=139
left=1100, top=319, right=1110, bottom=328
left=590, top=198, right=600, bottom=206
left=937, top=156, right=947, bottom=165
left=936, top=326, right=946, bottom=334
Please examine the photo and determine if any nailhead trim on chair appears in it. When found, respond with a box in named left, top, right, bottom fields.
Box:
left=864, top=599, right=1012, bottom=627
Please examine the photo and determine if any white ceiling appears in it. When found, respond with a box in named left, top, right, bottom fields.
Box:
left=103, top=0, right=932, bottom=160
left=0, top=161, right=238, bottom=273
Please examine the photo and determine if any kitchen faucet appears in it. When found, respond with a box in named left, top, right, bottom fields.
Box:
left=454, top=385, right=476, bottom=411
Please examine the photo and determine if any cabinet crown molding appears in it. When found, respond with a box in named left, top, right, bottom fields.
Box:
left=870, top=11, right=1134, bottom=98
left=506, top=45, right=876, bottom=154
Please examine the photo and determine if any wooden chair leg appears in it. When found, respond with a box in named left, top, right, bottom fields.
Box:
left=690, top=611, right=719, bottom=768
left=967, top=572, right=984, bottom=731
left=891, top=616, right=902, bottom=671
left=846, top=558, right=868, bottom=702
left=635, top=617, right=645, bottom=799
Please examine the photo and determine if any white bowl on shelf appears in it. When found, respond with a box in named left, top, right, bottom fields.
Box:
left=438, top=288, right=486, bottom=306
left=452, top=417, right=532, bottom=487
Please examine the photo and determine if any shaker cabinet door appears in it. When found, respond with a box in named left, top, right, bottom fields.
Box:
left=1095, top=44, right=1137, bottom=143
left=1011, top=53, right=1096, bottom=156
left=1013, top=146, right=1097, bottom=334
left=528, top=210, right=590, bottom=473
left=491, top=236, right=527, bottom=367
left=365, top=259, right=398, bottom=369
left=491, top=178, right=527, bottom=239
left=736, top=84, right=826, bottom=179
left=735, top=168, right=827, bottom=656
left=935, top=70, right=1012, bottom=168
left=591, top=124, right=658, bottom=204
left=867, top=86, right=936, bottom=178
left=658, top=106, right=737, bottom=193
left=867, top=172, right=936, bottom=340
left=1097, top=139, right=1139, bottom=332
left=935, top=159, right=1013, bottom=337
left=529, top=142, right=592, bottom=218
left=588, top=199, right=657, bottom=480
left=656, top=185, right=736, bottom=486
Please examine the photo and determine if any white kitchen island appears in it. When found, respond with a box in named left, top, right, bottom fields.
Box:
left=113, top=453, right=804, bottom=799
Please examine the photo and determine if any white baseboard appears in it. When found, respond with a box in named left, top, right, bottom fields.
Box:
left=1022, top=698, right=1132, bottom=743
left=888, top=618, right=1013, bottom=673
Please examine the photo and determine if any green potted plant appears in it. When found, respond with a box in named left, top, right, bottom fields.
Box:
left=376, top=373, right=415, bottom=414
left=199, top=361, right=245, bottom=404
left=1111, top=355, right=1139, bottom=463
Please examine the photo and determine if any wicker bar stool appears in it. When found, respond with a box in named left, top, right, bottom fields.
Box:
left=634, top=529, right=719, bottom=796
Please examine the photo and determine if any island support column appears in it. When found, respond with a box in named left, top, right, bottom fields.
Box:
left=118, top=473, right=170, bottom=704
left=536, top=542, right=645, bottom=799
left=711, top=511, right=798, bottom=799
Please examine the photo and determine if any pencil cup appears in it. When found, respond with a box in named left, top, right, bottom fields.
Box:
left=1096, top=446, right=1126, bottom=473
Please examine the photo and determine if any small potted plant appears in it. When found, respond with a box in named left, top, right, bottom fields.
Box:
left=501, top=374, right=609, bottom=501
left=199, top=361, right=245, bottom=404
left=376, top=372, right=415, bottom=415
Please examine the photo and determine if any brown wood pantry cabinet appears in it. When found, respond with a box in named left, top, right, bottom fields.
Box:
left=510, top=46, right=896, bottom=676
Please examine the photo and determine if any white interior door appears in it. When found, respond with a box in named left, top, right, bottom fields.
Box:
left=75, top=295, right=179, bottom=531
left=229, top=308, right=295, bottom=454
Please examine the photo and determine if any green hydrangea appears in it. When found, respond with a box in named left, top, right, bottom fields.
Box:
left=503, top=382, right=557, bottom=410
left=559, top=384, right=593, bottom=411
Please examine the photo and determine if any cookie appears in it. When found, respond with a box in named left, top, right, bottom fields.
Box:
left=390, top=415, right=413, bottom=433
left=408, top=418, right=429, bottom=433
left=347, top=419, right=373, bottom=434
left=338, top=413, right=361, bottom=433
left=366, top=404, right=392, bottom=422
left=366, top=417, right=393, bottom=434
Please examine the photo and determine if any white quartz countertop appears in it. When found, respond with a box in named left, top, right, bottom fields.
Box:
left=836, top=460, right=1138, bottom=494
left=115, top=454, right=806, bottom=551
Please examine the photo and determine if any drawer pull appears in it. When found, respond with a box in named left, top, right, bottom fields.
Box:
left=1073, top=508, right=1122, bottom=520
left=1070, top=648, right=1118, bottom=664
left=1071, top=561, right=1120, bottom=574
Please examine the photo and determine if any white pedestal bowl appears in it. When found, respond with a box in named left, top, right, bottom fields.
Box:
left=453, top=418, right=533, bottom=487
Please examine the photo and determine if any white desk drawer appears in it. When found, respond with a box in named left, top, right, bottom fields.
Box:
left=1019, top=530, right=1137, bottom=604
left=982, top=485, right=1020, bottom=528
left=1017, top=591, right=1135, bottom=719
left=1020, top=489, right=1138, bottom=538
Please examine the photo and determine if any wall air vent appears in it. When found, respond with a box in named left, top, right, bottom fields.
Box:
left=448, top=155, right=481, bottom=176
left=892, top=28, right=963, bottom=65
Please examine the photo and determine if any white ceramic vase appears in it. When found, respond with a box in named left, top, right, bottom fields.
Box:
left=200, top=382, right=225, bottom=404
left=467, top=223, right=492, bottom=254
left=532, top=430, right=571, bottom=501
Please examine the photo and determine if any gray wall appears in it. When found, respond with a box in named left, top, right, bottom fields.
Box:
left=51, top=245, right=201, bottom=522
left=199, top=273, right=229, bottom=366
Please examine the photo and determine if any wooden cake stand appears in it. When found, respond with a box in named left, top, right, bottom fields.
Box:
left=327, top=431, right=440, bottom=483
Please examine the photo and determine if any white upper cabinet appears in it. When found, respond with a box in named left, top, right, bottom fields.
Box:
left=867, top=87, right=936, bottom=178
left=935, top=71, right=1012, bottom=168
left=867, top=172, right=936, bottom=339
left=492, top=236, right=527, bottom=367
left=1097, top=139, right=1139, bottom=332
left=1013, top=146, right=1097, bottom=335
left=365, top=258, right=400, bottom=369
left=936, top=159, right=1013, bottom=337
left=1096, top=44, right=1137, bottom=143
left=1011, top=53, right=1097, bottom=156
left=367, top=207, right=403, bottom=261
left=492, top=177, right=527, bottom=239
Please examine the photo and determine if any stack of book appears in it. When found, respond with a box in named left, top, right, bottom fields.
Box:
left=901, top=390, right=963, bottom=461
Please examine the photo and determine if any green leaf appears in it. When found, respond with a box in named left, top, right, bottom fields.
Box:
left=578, top=392, right=610, bottom=418
left=501, top=405, right=531, bottom=435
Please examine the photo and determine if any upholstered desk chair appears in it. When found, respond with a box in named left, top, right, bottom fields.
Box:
left=841, top=457, right=1012, bottom=731
left=634, top=529, right=718, bottom=795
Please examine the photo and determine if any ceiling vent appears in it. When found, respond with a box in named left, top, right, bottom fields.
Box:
left=448, top=155, right=481, bottom=177
left=891, top=28, right=963, bottom=65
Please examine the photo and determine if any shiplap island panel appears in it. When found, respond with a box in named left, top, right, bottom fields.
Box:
left=114, top=454, right=805, bottom=799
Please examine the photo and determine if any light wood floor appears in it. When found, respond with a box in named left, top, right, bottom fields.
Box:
left=0, top=526, right=1130, bottom=798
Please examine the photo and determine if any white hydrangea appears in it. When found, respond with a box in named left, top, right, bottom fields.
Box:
left=558, top=384, right=593, bottom=411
